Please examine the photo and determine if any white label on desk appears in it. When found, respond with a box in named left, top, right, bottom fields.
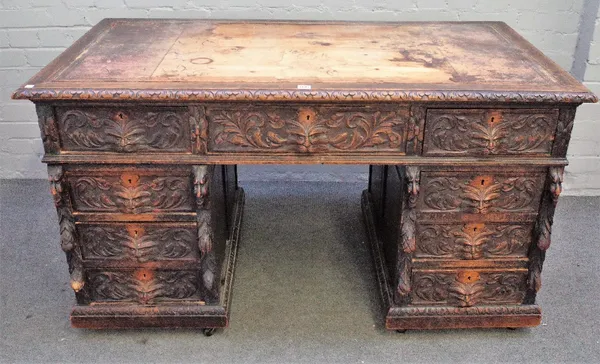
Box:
left=297, top=84, right=312, bottom=90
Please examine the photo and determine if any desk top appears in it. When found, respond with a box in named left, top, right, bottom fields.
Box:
left=12, top=19, right=596, bottom=103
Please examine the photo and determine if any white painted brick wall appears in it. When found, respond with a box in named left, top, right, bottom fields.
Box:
left=565, top=5, right=600, bottom=196
left=0, top=0, right=597, bottom=195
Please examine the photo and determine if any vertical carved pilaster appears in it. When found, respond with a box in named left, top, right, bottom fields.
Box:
left=397, top=166, right=420, bottom=304
left=190, top=106, right=208, bottom=154
left=406, top=105, right=426, bottom=155
left=48, top=165, right=85, bottom=296
left=193, top=165, right=218, bottom=303
left=526, top=166, right=563, bottom=303
left=36, top=104, right=60, bottom=153
left=552, top=107, right=577, bottom=157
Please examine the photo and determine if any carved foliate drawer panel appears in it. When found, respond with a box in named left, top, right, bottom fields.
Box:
left=423, top=108, right=559, bottom=156
left=411, top=270, right=527, bottom=307
left=79, top=223, right=199, bottom=263
left=419, top=170, right=545, bottom=214
left=67, top=167, right=195, bottom=214
left=207, top=105, right=410, bottom=153
left=415, top=222, right=533, bottom=260
left=55, top=106, right=193, bottom=153
left=88, top=269, right=202, bottom=304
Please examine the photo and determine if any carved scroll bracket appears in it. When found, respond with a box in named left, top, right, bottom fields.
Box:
left=48, top=165, right=85, bottom=294
left=193, top=165, right=218, bottom=303
left=527, top=167, right=564, bottom=300
left=397, top=166, right=421, bottom=304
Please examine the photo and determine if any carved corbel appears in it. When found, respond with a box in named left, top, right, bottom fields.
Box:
left=192, top=165, right=218, bottom=302
left=552, top=107, right=577, bottom=157
left=526, top=166, right=564, bottom=302
left=397, top=166, right=420, bottom=304
left=47, top=165, right=84, bottom=294
left=35, top=104, right=60, bottom=153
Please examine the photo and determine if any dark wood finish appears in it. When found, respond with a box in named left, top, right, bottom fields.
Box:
left=12, top=19, right=595, bottom=332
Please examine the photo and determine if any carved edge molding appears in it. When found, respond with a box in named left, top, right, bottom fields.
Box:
left=397, top=166, right=420, bottom=304
left=388, top=304, right=541, bottom=317
left=36, top=104, right=60, bottom=153
left=193, top=165, right=218, bottom=303
left=15, top=89, right=597, bottom=103
left=190, top=105, right=208, bottom=154
left=552, top=106, right=577, bottom=157
left=526, top=166, right=563, bottom=302
left=48, top=165, right=86, bottom=297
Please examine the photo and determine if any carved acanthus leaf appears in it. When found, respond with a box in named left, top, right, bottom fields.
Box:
left=58, top=108, right=189, bottom=152
left=210, top=107, right=408, bottom=153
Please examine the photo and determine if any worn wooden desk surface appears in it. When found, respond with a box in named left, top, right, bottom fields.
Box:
left=11, top=19, right=596, bottom=333
left=12, top=19, right=594, bottom=102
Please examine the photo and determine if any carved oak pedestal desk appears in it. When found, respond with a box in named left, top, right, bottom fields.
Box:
left=12, top=19, right=596, bottom=332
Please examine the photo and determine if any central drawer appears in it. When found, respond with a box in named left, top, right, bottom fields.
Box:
left=207, top=104, right=411, bottom=153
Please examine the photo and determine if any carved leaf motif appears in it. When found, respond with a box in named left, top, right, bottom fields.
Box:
left=412, top=274, right=451, bottom=303
left=412, top=272, right=526, bottom=306
left=422, top=175, right=541, bottom=213
left=80, top=226, right=196, bottom=262
left=58, top=108, right=189, bottom=152
left=70, top=174, right=192, bottom=213
left=481, top=274, right=526, bottom=303
left=90, top=271, right=199, bottom=304
left=418, top=224, right=530, bottom=259
left=210, top=107, right=408, bottom=153
left=425, top=110, right=557, bottom=155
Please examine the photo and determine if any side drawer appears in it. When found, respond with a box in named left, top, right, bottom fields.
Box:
left=78, top=222, right=199, bottom=263
left=207, top=104, right=410, bottom=153
left=423, top=108, right=559, bottom=156
left=418, top=169, right=545, bottom=215
left=411, top=269, right=528, bottom=307
left=88, top=269, right=203, bottom=304
left=415, top=222, right=533, bottom=260
left=66, top=166, right=195, bottom=214
left=55, top=106, right=193, bottom=153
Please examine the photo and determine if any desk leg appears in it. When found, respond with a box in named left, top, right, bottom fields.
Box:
left=70, top=165, right=245, bottom=331
left=362, top=165, right=542, bottom=331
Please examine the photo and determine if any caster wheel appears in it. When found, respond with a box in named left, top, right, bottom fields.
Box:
left=396, top=329, right=408, bottom=334
left=202, top=328, right=216, bottom=337
left=506, top=327, right=517, bottom=331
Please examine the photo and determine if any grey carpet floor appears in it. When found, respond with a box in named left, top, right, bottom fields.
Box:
left=0, top=179, right=599, bottom=364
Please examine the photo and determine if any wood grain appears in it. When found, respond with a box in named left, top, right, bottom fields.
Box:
left=12, top=20, right=596, bottom=103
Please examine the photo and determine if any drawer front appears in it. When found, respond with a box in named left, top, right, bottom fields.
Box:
left=415, top=222, right=533, bottom=260
left=55, top=106, right=192, bottom=153
left=423, top=108, right=558, bottom=156
left=411, top=270, right=527, bottom=307
left=67, top=167, right=195, bottom=214
left=419, top=171, right=545, bottom=214
left=79, top=223, right=199, bottom=263
left=207, top=105, right=410, bottom=153
left=88, top=269, right=202, bottom=304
